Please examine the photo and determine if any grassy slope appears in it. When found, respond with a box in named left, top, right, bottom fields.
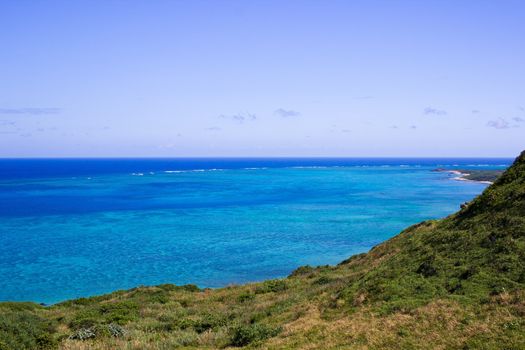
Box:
left=1, top=152, right=524, bottom=350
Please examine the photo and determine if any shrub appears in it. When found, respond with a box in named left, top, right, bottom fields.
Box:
left=237, top=292, right=255, bottom=303
left=417, top=258, right=438, bottom=277
left=313, top=275, right=334, bottom=285
left=107, top=323, right=126, bottom=337
left=69, top=317, right=98, bottom=330
left=289, top=265, right=314, bottom=277
left=68, top=323, right=127, bottom=341
left=68, top=328, right=96, bottom=341
left=193, top=313, right=227, bottom=333
left=158, top=284, right=201, bottom=292
left=255, top=280, right=287, bottom=294
left=0, top=309, right=57, bottom=349
left=229, top=323, right=281, bottom=347
left=338, top=253, right=367, bottom=265
left=99, top=301, right=139, bottom=324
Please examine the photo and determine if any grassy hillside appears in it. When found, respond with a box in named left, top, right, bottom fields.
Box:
left=1, top=152, right=524, bottom=350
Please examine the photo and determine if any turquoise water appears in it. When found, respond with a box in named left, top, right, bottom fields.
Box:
left=0, top=158, right=510, bottom=304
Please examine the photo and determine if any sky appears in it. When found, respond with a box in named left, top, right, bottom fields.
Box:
left=0, top=0, right=524, bottom=157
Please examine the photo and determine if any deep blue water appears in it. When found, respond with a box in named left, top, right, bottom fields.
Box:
left=0, top=158, right=512, bottom=304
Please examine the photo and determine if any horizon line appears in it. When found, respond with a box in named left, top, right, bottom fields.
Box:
left=0, top=155, right=516, bottom=160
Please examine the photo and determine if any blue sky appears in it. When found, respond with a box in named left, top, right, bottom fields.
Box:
left=0, top=0, right=524, bottom=157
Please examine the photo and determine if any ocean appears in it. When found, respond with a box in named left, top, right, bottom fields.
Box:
left=0, top=158, right=512, bottom=304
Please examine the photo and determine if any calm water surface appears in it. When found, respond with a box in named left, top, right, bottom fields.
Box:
left=0, top=158, right=511, bottom=303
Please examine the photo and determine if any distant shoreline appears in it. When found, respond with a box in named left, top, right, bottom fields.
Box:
left=433, top=168, right=503, bottom=184
left=450, top=170, right=493, bottom=184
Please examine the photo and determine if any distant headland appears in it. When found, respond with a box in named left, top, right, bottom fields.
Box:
left=433, top=168, right=504, bottom=184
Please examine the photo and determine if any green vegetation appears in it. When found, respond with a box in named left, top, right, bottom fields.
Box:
left=433, top=168, right=504, bottom=183
left=1, top=152, right=524, bottom=349
left=459, top=169, right=504, bottom=182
